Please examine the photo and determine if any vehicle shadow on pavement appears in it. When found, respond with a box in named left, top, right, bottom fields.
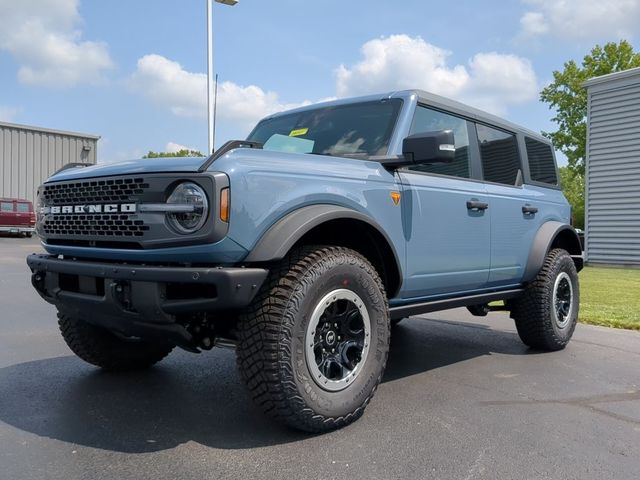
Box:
left=0, top=316, right=536, bottom=453
left=383, top=316, right=537, bottom=382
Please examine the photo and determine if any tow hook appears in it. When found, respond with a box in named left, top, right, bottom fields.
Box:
left=32, top=271, right=46, bottom=294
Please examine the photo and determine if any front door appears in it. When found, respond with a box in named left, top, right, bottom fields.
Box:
left=398, top=106, right=490, bottom=299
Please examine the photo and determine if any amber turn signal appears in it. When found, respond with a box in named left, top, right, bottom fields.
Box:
left=220, top=188, right=230, bottom=222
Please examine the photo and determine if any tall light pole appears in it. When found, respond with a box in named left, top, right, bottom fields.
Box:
left=207, top=0, right=238, bottom=154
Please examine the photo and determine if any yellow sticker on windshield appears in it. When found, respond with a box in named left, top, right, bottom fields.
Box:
left=289, top=128, right=308, bottom=137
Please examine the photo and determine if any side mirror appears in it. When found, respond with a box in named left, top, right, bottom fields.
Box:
left=403, top=130, right=455, bottom=164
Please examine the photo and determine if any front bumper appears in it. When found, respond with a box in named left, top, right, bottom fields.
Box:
left=27, top=254, right=268, bottom=348
left=0, top=226, right=35, bottom=234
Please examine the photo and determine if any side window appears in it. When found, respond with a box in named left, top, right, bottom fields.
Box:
left=1, top=202, right=13, bottom=212
left=17, top=203, right=30, bottom=213
left=477, top=124, right=521, bottom=186
left=525, top=137, right=558, bottom=185
left=408, top=106, right=470, bottom=179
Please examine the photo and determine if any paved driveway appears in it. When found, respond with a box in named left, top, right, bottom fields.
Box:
left=1, top=236, right=639, bottom=480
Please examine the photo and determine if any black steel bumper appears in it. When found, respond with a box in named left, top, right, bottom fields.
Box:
left=27, top=254, right=268, bottom=348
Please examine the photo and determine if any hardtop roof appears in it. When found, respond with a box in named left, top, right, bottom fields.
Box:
left=261, top=89, right=550, bottom=146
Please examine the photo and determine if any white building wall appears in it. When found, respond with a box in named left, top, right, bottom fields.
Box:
left=0, top=122, right=99, bottom=205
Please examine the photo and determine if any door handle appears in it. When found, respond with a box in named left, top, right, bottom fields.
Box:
left=467, top=200, right=489, bottom=211
left=522, top=206, right=538, bottom=215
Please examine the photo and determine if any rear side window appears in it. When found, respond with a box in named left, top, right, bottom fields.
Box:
left=477, top=124, right=521, bottom=186
left=1, top=202, right=13, bottom=212
left=408, top=106, right=470, bottom=178
left=16, top=203, right=30, bottom=213
left=525, top=137, right=557, bottom=185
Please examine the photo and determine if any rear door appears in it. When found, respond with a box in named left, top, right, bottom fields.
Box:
left=475, top=124, right=543, bottom=286
left=14, top=202, right=32, bottom=226
left=398, top=105, right=490, bottom=298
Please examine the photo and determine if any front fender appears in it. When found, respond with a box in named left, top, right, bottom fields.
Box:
left=244, top=204, right=401, bottom=269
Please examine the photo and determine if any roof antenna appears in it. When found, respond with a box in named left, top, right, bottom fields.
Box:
left=213, top=73, right=219, bottom=153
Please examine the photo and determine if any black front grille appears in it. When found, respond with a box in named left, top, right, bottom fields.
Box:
left=37, top=172, right=224, bottom=250
left=42, top=214, right=149, bottom=237
left=41, top=177, right=149, bottom=205
left=39, top=175, right=154, bottom=247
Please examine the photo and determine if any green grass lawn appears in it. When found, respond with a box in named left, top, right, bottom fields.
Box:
left=579, top=266, right=640, bottom=330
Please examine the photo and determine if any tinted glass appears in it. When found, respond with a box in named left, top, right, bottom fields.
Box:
left=247, top=99, right=402, bottom=157
left=16, top=203, right=30, bottom=212
left=477, top=124, right=521, bottom=185
left=408, top=106, right=470, bottom=178
left=0, top=202, right=13, bottom=212
left=526, top=137, right=557, bottom=184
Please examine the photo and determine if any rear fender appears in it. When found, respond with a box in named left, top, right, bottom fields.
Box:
left=522, top=221, right=583, bottom=283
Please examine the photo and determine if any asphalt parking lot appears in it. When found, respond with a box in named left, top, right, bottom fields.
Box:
left=1, top=235, right=639, bottom=480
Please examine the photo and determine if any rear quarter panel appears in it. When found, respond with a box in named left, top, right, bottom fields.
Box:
left=487, top=183, right=570, bottom=285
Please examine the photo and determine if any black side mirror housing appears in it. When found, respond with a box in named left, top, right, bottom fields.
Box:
left=402, top=130, right=455, bottom=164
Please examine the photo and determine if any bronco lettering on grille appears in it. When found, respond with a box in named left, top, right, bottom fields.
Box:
left=41, top=203, right=137, bottom=214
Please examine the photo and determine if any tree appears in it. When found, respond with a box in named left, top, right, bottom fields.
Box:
left=143, top=149, right=204, bottom=158
left=540, top=40, right=640, bottom=175
left=558, top=166, right=585, bottom=229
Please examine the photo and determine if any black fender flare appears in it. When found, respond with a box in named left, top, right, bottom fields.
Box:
left=522, top=221, right=584, bottom=283
left=243, top=204, right=402, bottom=287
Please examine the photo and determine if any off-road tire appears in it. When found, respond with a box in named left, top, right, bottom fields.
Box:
left=236, top=246, right=390, bottom=432
left=58, top=313, right=174, bottom=371
left=510, top=248, right=579, bottom=351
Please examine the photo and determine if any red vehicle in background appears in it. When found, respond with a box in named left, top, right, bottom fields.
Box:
left=0, top=198, right=36, bottom=237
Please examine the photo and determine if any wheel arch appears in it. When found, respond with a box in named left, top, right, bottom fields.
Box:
left=243, top=204, right=403, bottom=297
left=522, top=221, right=583, bottom=283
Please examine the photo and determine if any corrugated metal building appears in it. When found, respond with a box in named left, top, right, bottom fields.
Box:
left=584, top=67, right=640, bottom=266
left=0, top=121, right=99, bottom=205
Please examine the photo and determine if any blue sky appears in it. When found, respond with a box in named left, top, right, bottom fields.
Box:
left=0, top=0, right=638, bottom=163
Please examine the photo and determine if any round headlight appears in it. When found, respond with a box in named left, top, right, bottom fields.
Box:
left=166, top=182, right=209, bottom=234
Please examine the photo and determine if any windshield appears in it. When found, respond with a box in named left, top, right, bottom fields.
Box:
left=247, top=99, right=403, bottom=157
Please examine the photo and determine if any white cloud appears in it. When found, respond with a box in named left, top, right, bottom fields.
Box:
left=166, top=142, right=197, bottom=153
left=0, top=106, right=21, bottom=122
left=129, top=36, right=538, bottom=129
left=520, top=12, right=548, bottom=36
left=128, top=54, right=309, bottom=131
left=128, top=54, right=205, bottom=118
left=519, top=0, right=640, bottom=40
left=466, top=53, right=538, bottom=110
left=0, top=0, right=113, bottom=88
left=335, top=35, right=538, bottom=115
left=336, top=35, right=469, bottom=99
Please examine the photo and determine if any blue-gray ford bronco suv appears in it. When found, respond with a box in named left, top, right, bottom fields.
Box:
left=27, top=90, right=583, bottom=432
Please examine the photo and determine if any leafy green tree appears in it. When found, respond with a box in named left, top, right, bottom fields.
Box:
left=559, top=166, right=585, bottom=230
left=143, top=149, right=204, bottom=158
left=541, top=40, right=640, bottom=175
